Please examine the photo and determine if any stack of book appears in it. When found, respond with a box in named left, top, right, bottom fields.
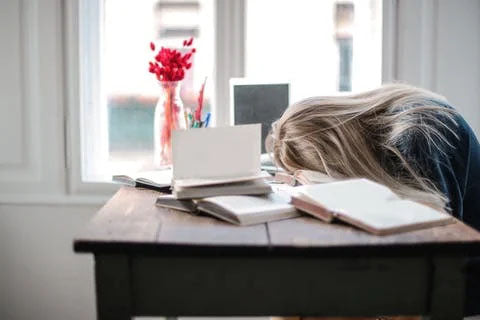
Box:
left=155, top=124, right=300, bottom=225
left=169, top=124, right=273, bottom=199
left=157, top=185, right=300, bottom=226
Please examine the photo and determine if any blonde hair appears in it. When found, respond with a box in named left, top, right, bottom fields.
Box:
left=266, top=83, right=458, bottom=210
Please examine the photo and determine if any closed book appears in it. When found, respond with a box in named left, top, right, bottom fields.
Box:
left=173, top=178, right=272, bottom=200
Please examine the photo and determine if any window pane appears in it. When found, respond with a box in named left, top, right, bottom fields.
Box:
left=103, top=0, right=214, bottom=174
left=245, top=0, right=382, bottom=101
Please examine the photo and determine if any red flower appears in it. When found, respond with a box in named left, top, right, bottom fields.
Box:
left=147, top=38, right=196, bottom=81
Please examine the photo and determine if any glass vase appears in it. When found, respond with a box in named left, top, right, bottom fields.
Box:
left=153, top=81, right=185, bottom=167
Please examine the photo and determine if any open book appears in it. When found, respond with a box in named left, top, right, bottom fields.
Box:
left=274, top=169, right=337, bottom=186
left=112, top=170, right=172, bottom=193
left=157, top=187, right=300, bottom=225
left=291, top=179, right=454, bottom=235
left=171, top=124, right=272, bottom=199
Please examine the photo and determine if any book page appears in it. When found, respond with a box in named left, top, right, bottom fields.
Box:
left=202, top=191, right=294, bottom=216
left=299, top=178, right=398, bottom=214
left=338, top=199, right=451, bottom=231
left=298, top=179, right=451, bottom=233
left=172, top=124, right=261, bottom=180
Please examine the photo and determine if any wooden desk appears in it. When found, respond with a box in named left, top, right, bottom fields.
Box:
left=74, top=187, right=480, bottom=320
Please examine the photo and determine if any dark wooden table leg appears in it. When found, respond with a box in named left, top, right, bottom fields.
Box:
left=429, top=255, right=466, bottom=320
left=95, top=254, right=132, bottom=320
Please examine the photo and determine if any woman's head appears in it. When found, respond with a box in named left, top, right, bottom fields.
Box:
left=266, top=83, right=457, bottom=210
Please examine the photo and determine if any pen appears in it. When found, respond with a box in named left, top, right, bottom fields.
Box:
left=183, top=110, right=189, bottom=129
left=188, top=113, right=194, bottom=128
left=204, top=112, right=211, bottom=128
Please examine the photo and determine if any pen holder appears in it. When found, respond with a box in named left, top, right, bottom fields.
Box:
left=154, top=80, right=185, bottom=167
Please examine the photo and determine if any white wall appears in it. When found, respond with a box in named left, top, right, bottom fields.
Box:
left=392, top=0, right=480, bottom=135
left=0, top=0, right=479, bottom=319
left=0, top=204, right=98, bottom=320
left=436, top=0, right=480, bottom=135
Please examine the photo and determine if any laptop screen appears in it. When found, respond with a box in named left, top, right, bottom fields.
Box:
left=232, top=83, right=289, bottom=153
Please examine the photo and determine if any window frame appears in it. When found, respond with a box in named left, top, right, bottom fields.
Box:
left=65, top=0, right=396, bottom=196
left=65, top=0, right=115, bottom=195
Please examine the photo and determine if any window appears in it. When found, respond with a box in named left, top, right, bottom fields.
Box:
left=245, top=0, right=382, bottom=101
left=335, top=3, right=354, bottom=91
left=79, top=0, right=382, bottom=182
left=79, top=0, right=214, bottom=181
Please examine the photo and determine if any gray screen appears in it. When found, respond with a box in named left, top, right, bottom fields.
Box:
left=233, top=83, right=289, bottom=153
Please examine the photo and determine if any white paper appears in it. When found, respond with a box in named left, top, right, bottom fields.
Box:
left=172, top=124, right=261, bottom=180
left=298, top=178, right=398, bottom=214
left=342, top=199, right=451, bottom=230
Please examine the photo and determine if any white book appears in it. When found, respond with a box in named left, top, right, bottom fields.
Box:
left=196, top=190, right=300, bottom=226
left=173, top=171, right=271, bottom=188
left=170, top=124, right=272, bottom=198
left=172, top=124, right=261, bottom=181
left=173, top=178, right=272, bottom=199
left=291, top=178, right=454, bottom=235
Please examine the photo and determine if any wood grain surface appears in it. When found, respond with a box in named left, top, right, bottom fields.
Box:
left=74, top=187, right=480, bottom=255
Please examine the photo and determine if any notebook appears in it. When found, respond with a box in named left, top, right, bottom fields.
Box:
left=112, top=170, right=172, bottom=193
left=291, top=179, right=454, bottom=235
left=171, top=124, right=272, bottom=198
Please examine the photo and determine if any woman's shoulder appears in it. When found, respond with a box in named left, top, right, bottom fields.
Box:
left=428, top=100, right=478, bottom=156
left=419, top=100, right=480, bottom=225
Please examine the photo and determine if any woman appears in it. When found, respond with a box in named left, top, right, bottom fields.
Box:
left=267, top=83, right=480, bottom=316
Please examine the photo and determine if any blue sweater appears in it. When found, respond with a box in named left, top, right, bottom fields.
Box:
left=400, top=104, right=480, bottom=315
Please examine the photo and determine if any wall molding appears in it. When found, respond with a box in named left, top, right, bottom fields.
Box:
left=0, top=0, right=66, bottom=195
